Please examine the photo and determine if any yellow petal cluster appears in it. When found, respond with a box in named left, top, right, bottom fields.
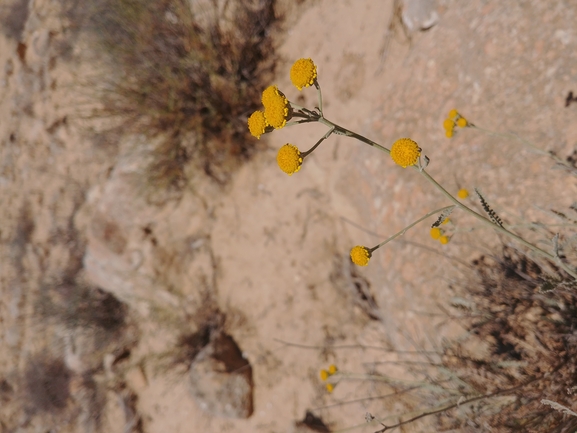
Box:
left=430, top=227, right=442, bottom=240
left=443, top=109, right=468, bottom=138
left=320, top=364, right=338, bottom=393
left=290, top=58, right=317, bottom=91
left=457, top=188, right=469, bottom=199
left=390, top=138, right=421, bottom=168
left=276, top=144, right=303, bottom=175
left=350, top=245, right=371, bottom=266
left=262, top=85, right=291, bottom=129
left=431, top=228, right=451, bottom=245
left=247, top=110, right=268, bottom=139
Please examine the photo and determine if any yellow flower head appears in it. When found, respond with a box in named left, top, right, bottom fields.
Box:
left=457, top=117, right=468, bottom=128
left=439, top=235, right=450, bottom=245
left=448, top=109, right=458, bottom=119
left=328, top=364, right=337, bottom=375
left=445, top=129, right=454, bottom=138
left=247, top=110, right=268, bottom=139
left=443, top=119, right=455, bottom=130
left=430, top=227, right=442, bottom=240
left=277, top=144, right=303, bottom=175
left=390, top=138, right=421, bottom=168
left=320, top=369, right=329, bottom=381
left=290, top=58, right=318, bottom=91
left=350, top=245, right=371, bottom=266
left=262, top=85, right=291, bottom=129
left=457, top=188, right=469, bottom=199
left=326, top=383, right=335, bottom=393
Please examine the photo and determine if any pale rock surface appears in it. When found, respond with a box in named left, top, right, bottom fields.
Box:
left=188, top=332, right=254, bottom=419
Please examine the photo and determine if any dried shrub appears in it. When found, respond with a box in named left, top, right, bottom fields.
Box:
left=69, top=0, right=277, bottom=185
left=24, top=356, right=71, bottom=413
left=439, top=248, right=577, bottom=432
left=0, top=0, right=29, bottom=40
left=38, top=281, right=127, bottom=335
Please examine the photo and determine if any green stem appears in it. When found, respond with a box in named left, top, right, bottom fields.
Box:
left=369, top=206, right=454, bottom=253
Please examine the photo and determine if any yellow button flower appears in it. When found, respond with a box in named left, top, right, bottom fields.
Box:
left=448, top=109, right=458, bottom=119
left=445, top=129, right=454, bottom=138
left=262, top=85, right=291, bottom=129
left=443, top=119, right=455, bottom=130
left=439, top=235, right=450, bottom=245
left=328, top=364, right=337, bottom=375
left=350, top=245, right=371, bottom=266
left=247, top=110, right=268, bottom=139
left=457, top=117, right=468, bottom=128
left=277, top=144, right=303, bottom=175
left=390, top=138, right=421, bottom=168
left=320, top=369, right=329, bottom=381
left=326, top=383, right=334, bottom=393
left=290, top=58, right=318, bottom=91
left=457, top=188, right=469, bottom=199
left=430, top=227, right=442, bottom=240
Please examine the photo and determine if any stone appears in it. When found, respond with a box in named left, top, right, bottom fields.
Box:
left=402, top=0, right=439, bottom=32
left=188, top=332, right=253, bottom=419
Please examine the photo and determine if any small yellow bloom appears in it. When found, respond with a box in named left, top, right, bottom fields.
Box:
left=448, top=109, right=458, bottom=119
left=262, top=85, right=291, bottom=129
left=439, top=235, right=450, bottom=244
left=290, top=58, right=318, bottom=91
left=445, top=128, right=454, bottom=138
left=457, top=188, right=469, bottom=199
left=328, top=364, right=337, bottom=375
left=430, top=227, right=442, bottom=240
left=390, top=138, right=421, bottom=168
left=457, top=117, right=468, bottom=128
left=326, top=383, right=334, bottom=393
left=350, top=245, right=371, bottom=266
left=247, top=110, right=268, bottom=139
left=443, top=119, right=455, bottom=130
left=277, top=144, right=303, bottom=175
left=442, top=218, right=450, bottom=225
left=320, top=369, right=329, bottom=381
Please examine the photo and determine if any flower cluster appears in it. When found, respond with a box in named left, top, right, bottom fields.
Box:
left=249, top=58, right=466, bottom=270
left=320, top=364, right=338, bottom=393
left=443, top=109, right=469, bottom=138
left=430, top=226, right=450, bottom=244
left=247, top=85, right=292, bottom=140
left=248, top=59, right=322, bottom=174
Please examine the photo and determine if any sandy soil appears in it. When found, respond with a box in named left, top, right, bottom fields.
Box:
left=1, top=0, right=576, bottom=432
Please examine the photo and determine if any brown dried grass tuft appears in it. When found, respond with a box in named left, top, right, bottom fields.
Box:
left=69, top=0, right=277, bottom=186
left=438, top=248, right=577, bottom=432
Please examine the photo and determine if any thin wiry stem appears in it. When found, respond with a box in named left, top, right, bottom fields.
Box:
left=368, top=206, right=454, bottom=253
left=314, top=81, right=323, bottom=114
left=470, top=125, right=577, bottom=175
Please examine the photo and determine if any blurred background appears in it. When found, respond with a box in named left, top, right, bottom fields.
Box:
left=1, top=0, right=576, bottom=431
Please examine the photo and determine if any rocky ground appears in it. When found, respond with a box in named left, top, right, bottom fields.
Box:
left=1, top=0, right=576, bottom=432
